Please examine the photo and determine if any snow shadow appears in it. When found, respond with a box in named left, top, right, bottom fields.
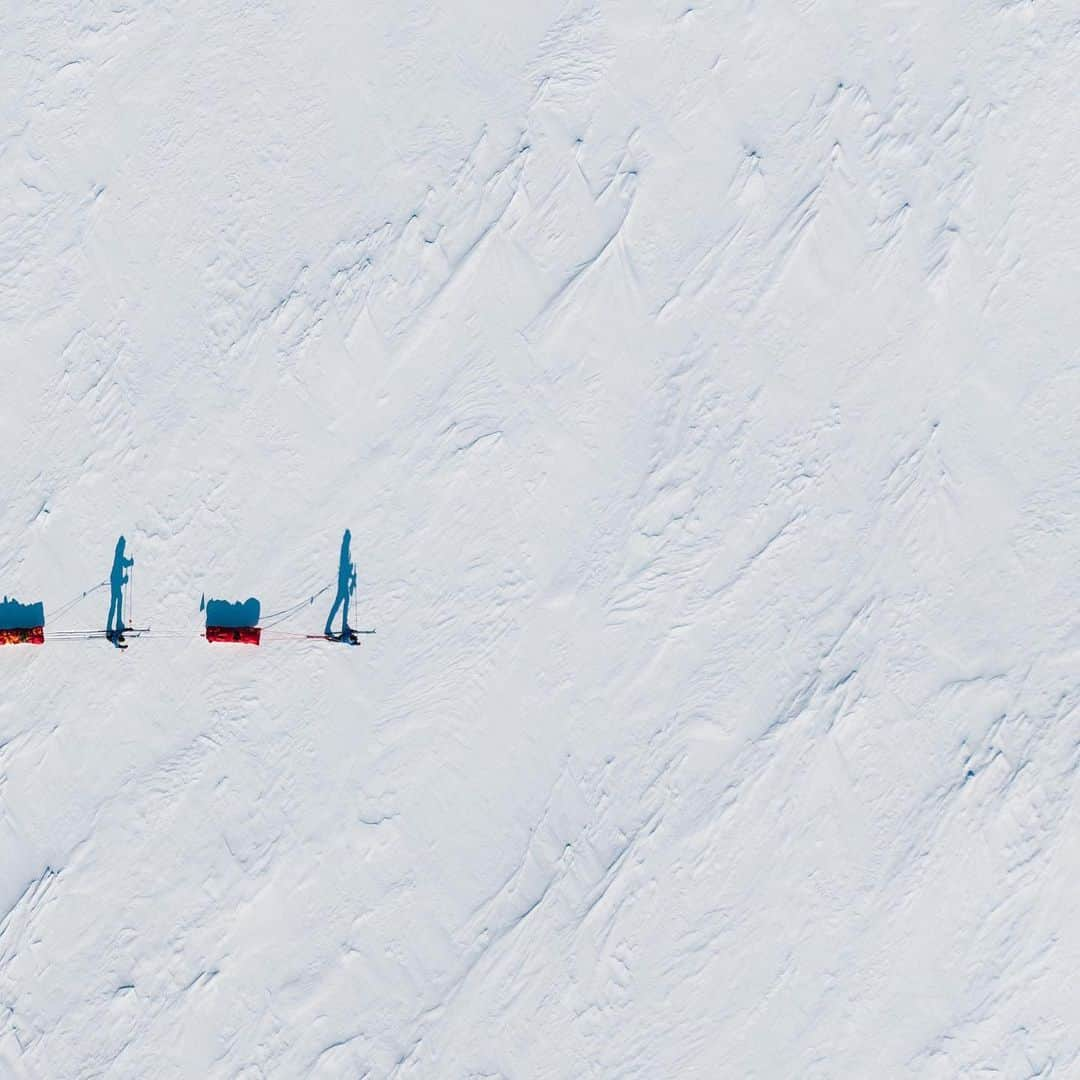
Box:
left=0, top=597, right=44, bottom=630
left=107, top=535, right=133, bottom=642
left=325, top=528, right=355, bottom=637
left=204, top=597, right=261, bottom=628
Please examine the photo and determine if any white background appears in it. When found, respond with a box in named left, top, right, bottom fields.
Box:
left=2, top=1, right=1079, bottom=1076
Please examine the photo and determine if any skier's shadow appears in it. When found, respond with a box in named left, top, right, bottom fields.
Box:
left=203, top=596, right=261, bottom=628
left=0, top=597, right=44, bottom=630
left=324, top=528, right=355, bottom=638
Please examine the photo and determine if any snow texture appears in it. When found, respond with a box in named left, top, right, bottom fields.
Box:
left=2, top=1, right=1079, bottom=1076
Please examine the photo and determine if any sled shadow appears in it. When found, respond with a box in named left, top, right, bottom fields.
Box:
left=205, top=597, right=261, bottom=628
left=0, top=597, right=45, bottom=630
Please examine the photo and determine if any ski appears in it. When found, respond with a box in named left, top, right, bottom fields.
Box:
left=305, top=629, right=375, bottom=644
left=49, top=627, right=150, bottom=647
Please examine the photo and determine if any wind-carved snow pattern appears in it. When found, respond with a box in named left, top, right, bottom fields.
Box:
left=330, top=131, right=532, bottom=353
left=3, top=1, right=1080, bottom=1077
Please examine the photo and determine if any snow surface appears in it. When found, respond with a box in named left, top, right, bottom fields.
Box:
left=2, top=1, right=1080, bottom=1076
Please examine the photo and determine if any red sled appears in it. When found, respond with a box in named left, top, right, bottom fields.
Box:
left=206, top=625, right=261, bottom=646
left=0, top=627, right=44, bottom=646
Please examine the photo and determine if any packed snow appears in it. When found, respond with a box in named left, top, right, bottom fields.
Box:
left=2, top=1, right=1080, bottom=1076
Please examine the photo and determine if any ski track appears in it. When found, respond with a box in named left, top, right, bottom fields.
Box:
left=2, top=0, right=1080, bottom=1077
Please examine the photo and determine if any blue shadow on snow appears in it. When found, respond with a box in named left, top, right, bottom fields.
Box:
left=107, top=535, right=134, bottom=643
left=324, top=528, right=356, bottom=637
left=0, top=597, right=45, bottom=630
left=205, top=597, right=261, bottom=628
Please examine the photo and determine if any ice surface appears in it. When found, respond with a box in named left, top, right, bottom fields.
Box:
left=2, top=1, right=1079, bottom=1076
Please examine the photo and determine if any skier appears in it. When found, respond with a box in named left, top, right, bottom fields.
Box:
left=324, top=529, right=357, bottom=642
left=107, top=535, right=134, bottom=645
